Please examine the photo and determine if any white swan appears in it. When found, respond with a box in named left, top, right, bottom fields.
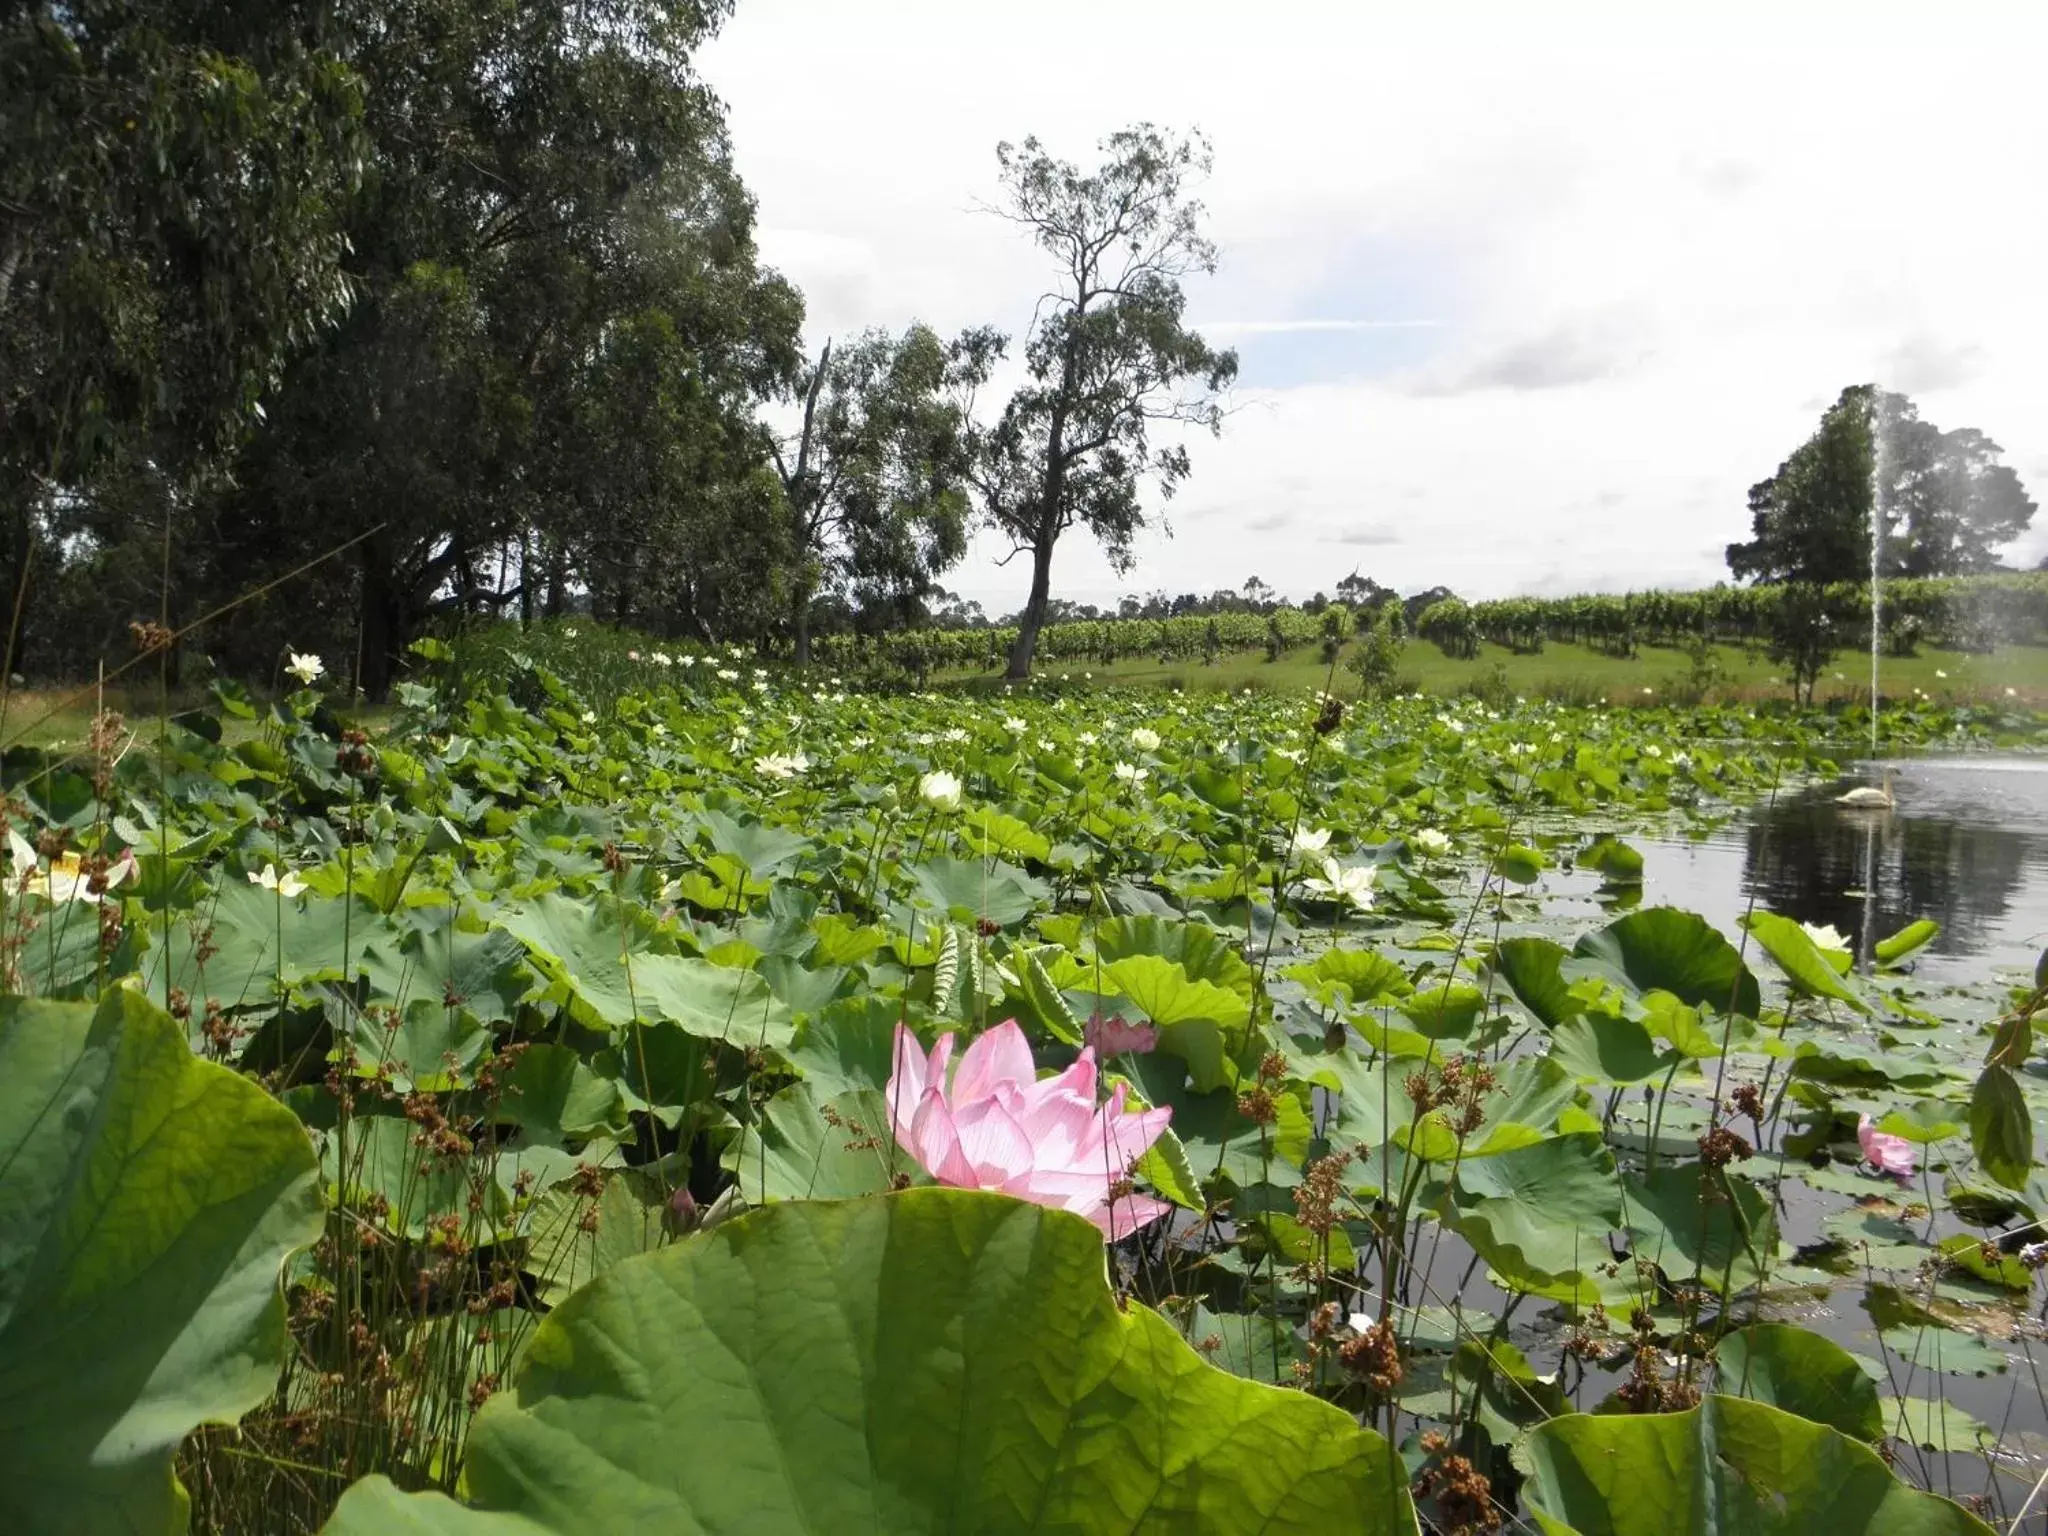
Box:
left=1835, top=766, right=1896, bottom=809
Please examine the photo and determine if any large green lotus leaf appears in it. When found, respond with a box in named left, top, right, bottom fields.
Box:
left=495, top=893, right=792, bottom=1049
left=1281, top=946, right=1412, bottom=1008
left=961, top=806, right=1052, bottom=863
left=1740, top=912, right=1868, bottom=1013
left=1435, top=1132, right=1624, bottom=1290
left=725, top=1082, right=911, bottom=1200
left=909, top=856, right=1049, bottom=928
left=493, top=1042, right=627, bottom=1146
left=322, top=1191, right=1416, bottom=1534
left=1570, top=907, right=1761, bottom=1020
left=1489, top=936, right=1582, bottom=1029
left=1102, top=954, right=1249, bottom=1091
left=1547, top=1014, right=1671, bottom=1085
left=0, top=988, right=323, bottom=1533
left=1091, top=915, right=1254, bottom=998
left=1968, top=1062, right=2032, bottom=1192
left=1520, top=1395, right=1992, bottom=1535
left=1715, top=1322, right=1884, bottom=1441
left=355, top=911, right=532, bottom=1022
left=702, top=808, right=810, bottom=879
left=1625, top=1163, right=1779, bottom=1289
left=140, top=881, right=387, bottom=1007
left=780, top=996, right=901, bottom=1095
left=1398, top=981, right=1487, bottom=1040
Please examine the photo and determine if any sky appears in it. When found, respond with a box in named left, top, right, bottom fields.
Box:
left=700, top=0, right=2048, bottom=617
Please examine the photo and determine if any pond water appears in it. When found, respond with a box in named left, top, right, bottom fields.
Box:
left=1401, top=754, right=2048, bottom=1515
left=1560, top=755, right=2048, bottom=986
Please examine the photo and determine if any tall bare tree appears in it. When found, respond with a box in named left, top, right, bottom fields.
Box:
left=972, top=125, right=1236, bottom=678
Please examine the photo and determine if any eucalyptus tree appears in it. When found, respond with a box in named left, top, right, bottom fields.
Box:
left=0, top=0, right=363, bottom=672
left=225, top=0, right=799, bottom=693
left=971, top=125, right=1237, bottom=679
left=774, top=324, right=1001, bottom=661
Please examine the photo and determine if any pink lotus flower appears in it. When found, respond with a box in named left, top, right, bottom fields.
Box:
left=888, top=1019, right=1173, bottom=1239
left=1084, top=1013, right=1159, bottom=1057
left=1857, top=1114, right=1917, bottom=1180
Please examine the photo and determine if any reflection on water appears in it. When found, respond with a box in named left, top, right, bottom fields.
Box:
left=1640, top=756, right=2048, bottom=983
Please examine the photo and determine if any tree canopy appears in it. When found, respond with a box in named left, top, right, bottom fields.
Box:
left=1728, top=386, right=2036, bottom=589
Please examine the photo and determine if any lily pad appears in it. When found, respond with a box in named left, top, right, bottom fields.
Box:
left=1521, top=1395, right=1994, bottom=1534
left=0, top=989, right=323, bottom=1533
left=322, top=1191, right=1416, bottom=1533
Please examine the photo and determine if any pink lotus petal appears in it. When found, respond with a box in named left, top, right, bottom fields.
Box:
left=887, top=1025, right=932, bottom=1142
left=951, top=1020, right=1035, bottom=1105
left=911, top=1087, right=978, bottom=1188
left=1016, top=1049, right=1097, bottom=1115
left=1090, top=1192, right=1174, bottom=1241
left=951, top=1095, right=1035, bottom=1189
left=1857, top=1114, right=1917, bottom=1180
left=881, top=1017, right=1180, bottom=1239
left=1085, top=1014, right=1159, bottom=1057
left=1102, top=1102, right=1173, bottom=1167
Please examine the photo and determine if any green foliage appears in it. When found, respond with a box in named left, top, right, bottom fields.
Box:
left=0, top=988, right=322, bottom=1533
left=777, top=325, right=1001, bottom=658
left=1766, top=582, right=1842, bottom=704
left=1349, top=605, right=1408, bottom=697
left=322, top=1192, right=1415, bottom=1535
left=1522, top=1396, right=1995, bottom=1534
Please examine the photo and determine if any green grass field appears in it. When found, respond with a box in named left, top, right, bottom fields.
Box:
left=949, top=636, right=2048, bottom=704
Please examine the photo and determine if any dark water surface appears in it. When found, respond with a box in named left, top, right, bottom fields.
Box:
left=1556, top=755, right=2048, bottom=986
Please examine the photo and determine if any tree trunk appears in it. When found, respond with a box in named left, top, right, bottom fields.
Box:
left=357, top=537, right=406, bottom=702
left=518, top=531, right=536, bottom=628
left=792, top=574, right=815, bottom=666
left=1005, top=538, right=1054, bottom=679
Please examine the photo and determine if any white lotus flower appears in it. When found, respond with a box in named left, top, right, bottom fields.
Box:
left=1113, top=762, right=1148, bottom=786
left=944, top=727, right=969, bottom=744
left=1292, top=827, right=1332, bottom=856
left=249, top=863, right=307, bottom=899
left=1077, top=731, right=1097, bottom=747
left=1800, top=922, right=1849, bottom=952
left=1304, top=857, right=1377, bottom=911
left=920, top=769, right=963, bottom=810
left=1130, top=727, right=1162, bottom=752
left=1004, top=716, right=1027, bottom=734
left=754, top=751, right=809, bottom=781
left=847, top=736, right=872, bottom=751
left=285, top=651, right=325, bottom=686
left=1643, top=744, right=1662, bottom=759
left=717, top=668, right=739, bottom=682
left=1412, top=828, right=1451, bottom=856
left=580, top=710, right=597, bottom=725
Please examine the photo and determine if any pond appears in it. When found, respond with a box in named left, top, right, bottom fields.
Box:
left=1416, top=753, right=2048, bottom=1514
left=1547, top=755, right=2048, bottom=987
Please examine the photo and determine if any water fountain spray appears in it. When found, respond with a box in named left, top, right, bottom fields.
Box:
left=1869, top=389, right=1884, bottom=759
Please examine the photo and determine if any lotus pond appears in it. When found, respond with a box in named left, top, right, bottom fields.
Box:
left=4, top=659, right=2048, bottom=1534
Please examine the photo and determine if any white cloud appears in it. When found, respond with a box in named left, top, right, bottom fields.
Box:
left=704, top=0, right=2048, bottom=612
